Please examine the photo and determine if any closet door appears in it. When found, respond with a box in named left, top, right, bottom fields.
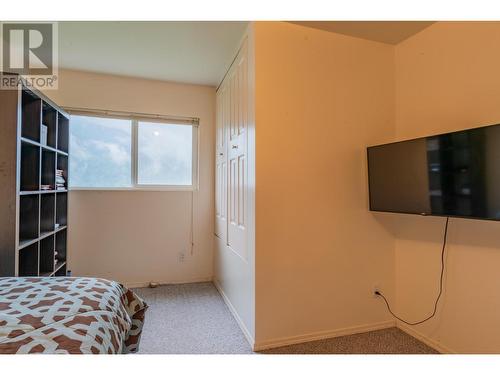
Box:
left=227, top=41, right=248, bottom=259
left=215, top=83, right=228, bottom=240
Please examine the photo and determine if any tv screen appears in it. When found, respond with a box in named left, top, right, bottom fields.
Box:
left=367, top=124, right=500, bottom=220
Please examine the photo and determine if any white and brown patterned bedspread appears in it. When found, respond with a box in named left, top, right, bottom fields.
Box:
left=0, top=277, right=147, bottom=354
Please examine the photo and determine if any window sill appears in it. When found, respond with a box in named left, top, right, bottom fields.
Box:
left=70, top=186, right=197, bottom=192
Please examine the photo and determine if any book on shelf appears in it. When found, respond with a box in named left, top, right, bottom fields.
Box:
left=56, top=169, right=66, bottom=189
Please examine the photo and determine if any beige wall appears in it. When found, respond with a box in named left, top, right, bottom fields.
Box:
left=393, top=22, right=500, bottom=353
left=253, top=22, right=396, bottom=347
left=44, top=69, right=215, bottom=286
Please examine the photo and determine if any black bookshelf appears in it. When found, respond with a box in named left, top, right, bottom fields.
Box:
left=0, top=78, right=69, bottom=277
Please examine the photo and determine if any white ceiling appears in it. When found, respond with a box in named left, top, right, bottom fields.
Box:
left=58, top=21, right=434, bottom=86
left=58, top=21, right=248, bottom=86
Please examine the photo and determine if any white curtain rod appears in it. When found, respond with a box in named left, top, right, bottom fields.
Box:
left=64, top=106, right=200, bottom=126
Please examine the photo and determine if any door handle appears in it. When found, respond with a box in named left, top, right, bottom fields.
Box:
left=232, top=145, right=238, bottom=149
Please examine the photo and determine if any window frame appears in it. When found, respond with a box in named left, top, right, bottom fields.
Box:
left=68, top=111, right=199, bottom=192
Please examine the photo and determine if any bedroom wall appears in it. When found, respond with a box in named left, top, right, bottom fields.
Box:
left=253, top=22, right=396, bottom=348
left=393, top=21, right=500, bottom=353
left=44, top=69, right=215, bottom=287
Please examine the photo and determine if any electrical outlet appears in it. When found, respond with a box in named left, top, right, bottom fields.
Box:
left=373, top=285, right=381, bottom=298
left=178, top=252, right=185, bottom=263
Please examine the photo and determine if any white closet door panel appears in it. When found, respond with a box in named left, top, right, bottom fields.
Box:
left=237, top=50, right=247, bottom=137
left=215, top=87, right=227, bottom=240
left=227, top=41, right=248, bottom=259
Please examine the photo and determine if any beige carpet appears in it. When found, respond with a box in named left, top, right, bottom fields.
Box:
left=133, top=282, right=254, bottom=354
left=133, top=282, right=437, bottom=354
left=260, top=327, right=438, bottom=354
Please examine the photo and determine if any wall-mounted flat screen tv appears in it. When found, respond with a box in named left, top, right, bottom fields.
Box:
left=367, top=124, right=500, bottom=220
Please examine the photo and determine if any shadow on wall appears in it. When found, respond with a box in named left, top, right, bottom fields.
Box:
left=373, top=211, right=500, bottom=250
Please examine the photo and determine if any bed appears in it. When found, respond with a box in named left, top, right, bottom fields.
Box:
left=0, top=277, right=147, bottom=354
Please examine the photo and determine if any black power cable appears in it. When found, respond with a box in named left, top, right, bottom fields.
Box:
left=375, top=216, right=450, bottom=326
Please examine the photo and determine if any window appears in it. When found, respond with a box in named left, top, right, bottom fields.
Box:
left=69, top=113, right=198, bottom=190
left=70, top=116, right=132, bottom=188
left=137, top=121, right=193, bottom=186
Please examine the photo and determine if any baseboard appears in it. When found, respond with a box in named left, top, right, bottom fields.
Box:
left=213, top=279, right=255, bottom=349
left=396, top=323, right=456, bottom=354
left=125, top=276, right=213, bottom=289
left=253, top=320, right=396, bottom=351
